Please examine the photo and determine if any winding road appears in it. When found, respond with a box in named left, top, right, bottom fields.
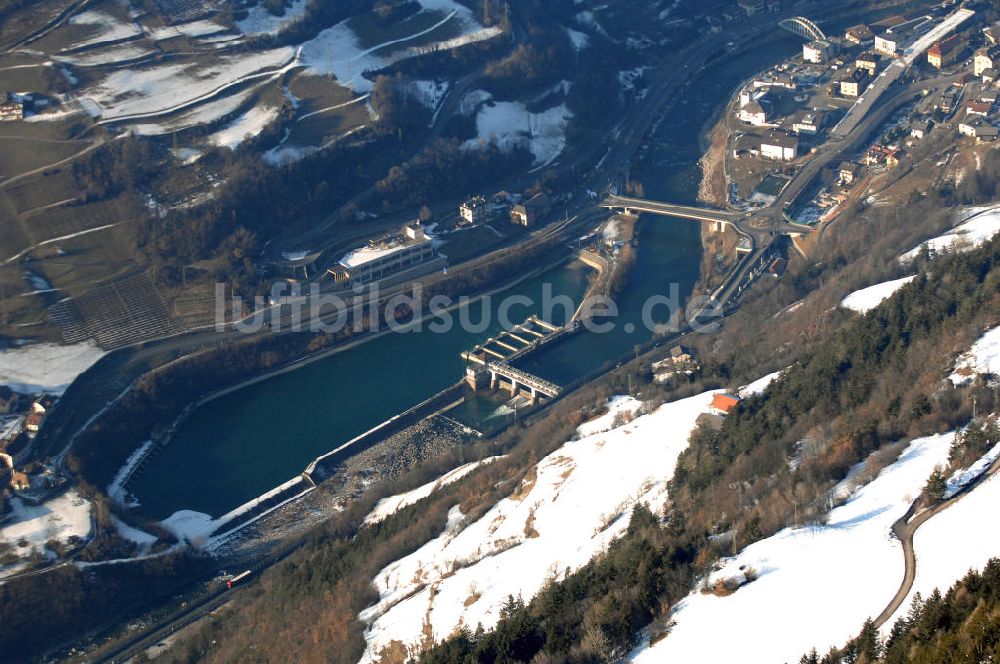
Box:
left=873, top=454, right=1000, bottom=629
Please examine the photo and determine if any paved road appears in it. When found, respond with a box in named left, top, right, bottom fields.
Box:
left=873, top=454, right=1000, bottom=629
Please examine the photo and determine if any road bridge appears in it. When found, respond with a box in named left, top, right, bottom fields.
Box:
left=601, top=195, right=742, bottom=231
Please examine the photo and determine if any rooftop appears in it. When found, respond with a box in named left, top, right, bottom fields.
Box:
left=339, top=223, right=431, bottom=269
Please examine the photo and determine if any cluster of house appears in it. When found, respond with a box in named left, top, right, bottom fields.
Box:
left=0, top=93, right=23, bottom=122
left=0, top=399, right=52, bottom=503
left=459, top=192, right=552, bottom=228
left=652, top=345, right=701, bottom=383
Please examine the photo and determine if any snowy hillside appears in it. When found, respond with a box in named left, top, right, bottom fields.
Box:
left=840, top=276, right=916, bottom=314
left=886, top=467, right=1000, bottom=628
left=364, top=457, right=503, bottom=525
left=358, top=390, right=721, bottom=663
left=629, top=432, right=954, bottom=664
left=901, top=206, right=1000, bottom=261
left=950, top=325, right=1000, bottom=385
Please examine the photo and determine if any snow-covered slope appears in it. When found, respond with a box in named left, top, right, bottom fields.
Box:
left=463, top=95, right=573, bottom=167
left=887, top=467, right=1000, bottom=629
left=364, top=457, right=503, bottom=525
left=630, top=432, right=954, bottom=664
left=358, top=390, right=720, bottom=663
left=950, top=325, right=1000, bottom=385
left=0, top=341, right=105, bottom=394
left=840, top=276, right=916, bottom=314
left=901, top=206, right=1000, bottom=261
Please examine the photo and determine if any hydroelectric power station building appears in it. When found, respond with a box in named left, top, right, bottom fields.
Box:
left=327, top=221, right=446, bottom=286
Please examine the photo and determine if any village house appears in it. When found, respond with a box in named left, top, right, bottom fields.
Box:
left=839, top=67, right=871, bottom=98
left=459, top=195, right=490, bottom=225
left=874, top=16, right=931, bottom=58
left=865, top=144, right=903, bottom=167
left=975, top=46, right=1000, bottom=77
left=759, top=131, right=798, bottom=161
left=710, top=393, right=742, bottom=415
left=839, top=162, right=860, bottom=185
left=910, top=120, right=932, bottom=140
left=966, top=100, right=992, bottom=118
left=976, top=125, right=999, bottom=143
left=855, top=52, right=880, bottom=74
left=510, top=192, right=552, bottom=227
left=845, top=24, right=875, bottom=46
left=0, top=99, right=23, bottom=122
left=739, top=99, right=768, bottom=126
left=928, top=34, right=966, bottom=70
left=985, top=22, right=1000, bottom=47
left=803, top=40, right=831, bottom=64
left=791, top=110, right=826, bottom=135
left=959, top=117, right=982, bottom=137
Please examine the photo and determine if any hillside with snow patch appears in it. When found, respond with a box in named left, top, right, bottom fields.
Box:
left=840, top=276, right=916, bottom=314
left=901, top=206, right=1000, bottom=262
left=358, top=390, right=720, bottom=663
left=629, top=432, right=955, bottom=664
left=950, top=325, right=1000, bottom=385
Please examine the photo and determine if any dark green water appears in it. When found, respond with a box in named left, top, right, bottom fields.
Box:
left=132, top=263, right=591, bottom=518
left=132, top=37, right=800, bottom=520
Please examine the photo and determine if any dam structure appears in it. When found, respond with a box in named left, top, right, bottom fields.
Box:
left=461, top=315, right=576, bottom=405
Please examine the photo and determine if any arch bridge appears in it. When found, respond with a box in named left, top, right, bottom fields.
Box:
left=778, top=16, right=825, bottom=42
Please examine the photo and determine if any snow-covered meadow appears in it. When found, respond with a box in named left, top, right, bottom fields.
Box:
left=358, top=390, right=720, bottom=663
left=0, top=489, right=92, bottom=567
left=0, top=341, right=105, bottom=395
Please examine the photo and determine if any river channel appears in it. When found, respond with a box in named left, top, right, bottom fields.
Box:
left=131, top=36, right=801, bottom=520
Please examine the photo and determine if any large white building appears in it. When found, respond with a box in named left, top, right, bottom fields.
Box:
left=328, top=222, right=444, bottom=285
left=759, top=131, right=798, bottom=161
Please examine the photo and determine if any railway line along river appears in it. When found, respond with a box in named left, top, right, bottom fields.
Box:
left=130, top=36, right=800, bottom=521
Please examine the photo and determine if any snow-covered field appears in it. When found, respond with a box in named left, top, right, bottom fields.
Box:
left=56, top=43, right=155, bottom=67
left=298, top=6, right=495, bottom=94
left=0, top=489, right=92, bottom=560
left=0, top=341, right=105, bottom=394
left=840, top=275, right=916, bottom=314
left=887, top=467, right=1000, bottom=629
left=629, top=432, right=954, bottom=664
left=463, top=93, right=573, bottom=167
left=148, top=20, right=229, bottom=41
left=65, top=11, right=142, bottom=51
left=237, top=0, right=309, bottom=36
left=208, top=105, right=281, bottom=149
left=950, top=325, right=1000, bottom=385
left=358, top=390, right=719, bottom=664
left=82, top=48, right=296, bottom=121
left=365, top=457, right=502, bottom=525
left=902, top=206, right=1000, bottom=261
